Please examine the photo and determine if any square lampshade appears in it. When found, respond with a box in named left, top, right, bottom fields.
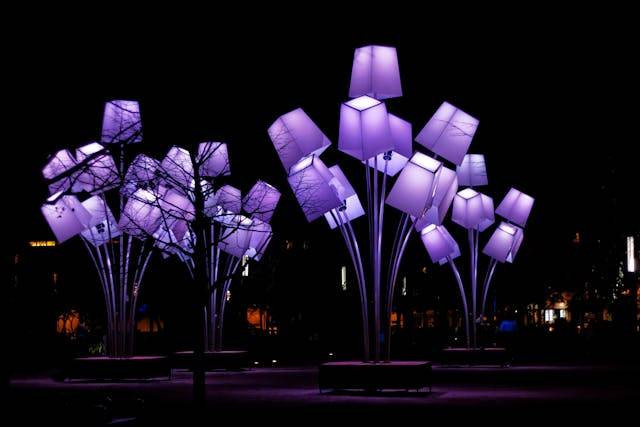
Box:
left=101, top=100, right=142, bottom=144
left=160, top=146, right=194, bottom=190
left=41, top=193, right=91, bottom=244
left=287, top=155, right=343, bottom=223
left=245, top=219, right=273, bottom=261
left=197, top=142, right=230, bottom=178
left=119, top=189, right=162, bottom=238
left=366, top=113, right=412, bottom=176
left=268, top=108, right=331, bottom=172
left=324, top=165, right=364, bottom=229
left=457, top=154, right=488, bottom=187
left=415, top=102, right=479, bottom=165
left=122, top=154, right=159, bottom=197
left=153, top=224, right=178, bottom=257
left=42, top=149, right=77, bottom=195
left=349, top=45, right=402, bottom=100
left=420, top=224, right=460, bottom=264
left=216, top=185, right=242, bottom=214
left=495, top=187, right=534, bottom=227
left=415, top=166, right=458, bottom=229
left=386, top=152, right=443, bottom=218
left=243, top=180, right=281, bottom=223
left=451, top=188, right=494, bottom=231
left=338, top=96, right=393, bottom=162
left=74, top=142, right=119, bottom=195
left=218, top=215, right=254, bottom=258
left=80, top=196, right=120, bottom=246
left=159, top=189, right=195, bottom=226
left=482, top=221, right=524, bottom=263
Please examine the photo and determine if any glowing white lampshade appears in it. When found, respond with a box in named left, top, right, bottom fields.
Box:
left=160, top=146, right=194, bottom=190
left=495, top=187, right=534, bottom=227
left=386, top=152, right=443, bottom=218
left=42, top=149, right=77, bottom=195
left=80, top=196, right=120, bottom=246
left=101, top=100, right=142, bottom=144
left=74, top=142, right=119, bottom=194
left=338, top=96, right=393, bottom=162
left=122, top=154, right=160, bottom=197
left=119, top=189, right=162, bottom=237
left=41, top=193, right=91, bottom=243
left=415, top=166, right=458, bottom=229
left=219, top=215, right=254, bottom=258
left=323, top=165, right=364, bottom=229
left=420, top=224, right=460, bottom=264
left=287, top=155, right=343, bottom=222
left=197, top=142, right=230, bottom=178
left=349, top=45, right=402, bottom=100
left=243, top=180, right=281, bottom=223
left=216, top=185, right=242, bottom=214
left=366, top=113, right=412, bottom=176
left=457, top=154, right=488, bottom=187
left=482, top=221, right=524, bottom=263
left=451, top=188, right=494, bottom=231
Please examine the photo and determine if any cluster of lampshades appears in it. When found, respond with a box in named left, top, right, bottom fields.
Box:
left=268, top=45, right=534, bottom=352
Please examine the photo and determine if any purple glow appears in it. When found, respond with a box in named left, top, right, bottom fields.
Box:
left=452, top=188, right=495, bottom=231
left=101, top=100, right=143, bottom=144
left=338, top=96, right=393, bottom=161
left=122, top=154, right=160, bottom=197
left=197, top=142, right=231, bottom=178
left=74, top=142, right=119, bottom=194
left=349, top=45, right=402, bottom=100
left=420, top=224, right=460, bottom=264
left=385, top=152, right=443, bottom=218
left=119, top=189, right=162, bottom=238
left=457, top=154, right=488, bottom=187
left=42, top=149, right=77, bottom=195
left=268, top=108, right=331, bottom=172
left=159, top=189, right=195, bottom=224
left=243, top=180, right=281, bottom=223
left=41, top=194, right=91, bottom=243
left=160, top=146, right=194, bottom=190
left=482, top=221, right=524, bottom=263
left=416, top=166, right=458, bottom=228
left=495, top=187, right=535, bottom=227
left=324, top=165, right=365, bottom=229
left=287, top=155, right=343, bottom=222
left=327, top=165, right=356, bottom=200
left=80, top=196, right=120, bottom=247
left=366, top=113, right=412, bottom=176
left=246, top=219, right=273, bottom=261
left=415, top=102, right=479, bottom=165
left=216, top=185, right=242, bottom=214
left=218, top=215, right=254, bottom=258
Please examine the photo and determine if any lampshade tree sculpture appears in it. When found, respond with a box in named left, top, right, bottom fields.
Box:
left=41, top=101, right=279, bottom=364
left=269, top=45, right=533, bottom=361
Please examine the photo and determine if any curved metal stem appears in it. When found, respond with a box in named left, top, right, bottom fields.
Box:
left=480, top=258, right=498, bottom=317
left=448, top=257, right=471, bottom=348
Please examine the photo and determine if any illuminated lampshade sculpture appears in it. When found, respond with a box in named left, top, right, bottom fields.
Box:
left=101, top=99, right=143, bottom=144
left=42, top=149, right=78, bottom=195
left=269, top=46, right=534, bottom=360
left=268, top=108, right=331, bottom=172
left=198, top=142, right=230, bottom=178
left=457, top=154, right=488, bottom=187
left=338, top=96, right=393, bottom=162
left=40, top=99, right=280, bottom=357
left=415, top=101, right=479, bottom=166
left=349, top=45, right=402, bottom=100
left=243, top=180, right=281, bottom=223
left=495, top=187, right=535, bottom=227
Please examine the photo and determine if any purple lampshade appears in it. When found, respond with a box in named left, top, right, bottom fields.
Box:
left=287, top=155, right=343, bottom=223
left=122, top=154, right=159, bottom=197
left=218, top=215, right=254, bottom=258
left=349, top=45, right=402, bottom=100
left=41, top=193, right=91, bottom=244
left=268, top=108, right=331, bottom=172
left=366, top=113, right=412, bottom=176
left=338, top=96, right=394, bottom=162
left=153, top=224, right=178, bottom=257
left=451, top=188, right=494, bottom=231
left=415, top=102, right=479, bottom=165
left=457, top=154, right=488, bottom=187
left=415, top=166, right=458, bottom=229
left=74, top=142, right=119, bottom=194
left=483, top=221, right=524, bottom=263
left=495, top=187, right=534, bottom=227
left=245, top=219, right=273, bottom=261
left=160, top=146, right=194, bottom=190
left=324, top=165, right=364, bottom=229
left=80, top=196, right=120, bottom=247
left=101, top=100, right=143, bottom=144
left=420, top=224, right=460, bottom=264
left=119, top=189, right=162, bottom=238
left=216, top=185, right=242, bottom=214
left=386, top=152, right=443, bottom=218
left=42, top=149, right=77, bottom=195
left=197, top=142, right=230, bottom=178
left=243, top=180, right=281, bottom=223
left=158, top=188, right=195, bottom=225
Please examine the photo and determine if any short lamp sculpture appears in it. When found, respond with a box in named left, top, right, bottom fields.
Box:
left=269, top=45, right=534, bottom=360
left=41, top=101, right=279, bottom=357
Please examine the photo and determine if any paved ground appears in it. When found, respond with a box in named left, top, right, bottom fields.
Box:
left=9, top=364, right=640, bottom=424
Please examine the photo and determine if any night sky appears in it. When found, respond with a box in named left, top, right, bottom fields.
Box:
left=7, top=16, right=638, bottom=308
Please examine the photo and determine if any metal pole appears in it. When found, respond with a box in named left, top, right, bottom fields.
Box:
left=372, top=157, right=380, bottom=362
left=448, top=257, right=471, bottom=349
left=480, top=258, right=498, bottom=318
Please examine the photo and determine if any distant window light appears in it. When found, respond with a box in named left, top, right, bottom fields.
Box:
left=341, top=266, right=347, bottom=291
left=627, top=236, right=636, bottom=273
left=226, top=290, right=231, bottom=302
left=242, top=255, right=249, bottom=277
left=401, top=276, right=407, bottom=296
left=559, top=309, right=567, bottom=319
left=573, top=232, right=581, bottom=244
left=29, top=240, right=56, bottom=247
left=543, top=309, right=555, bottom=323
left=285, top=240, right=294, bottom=250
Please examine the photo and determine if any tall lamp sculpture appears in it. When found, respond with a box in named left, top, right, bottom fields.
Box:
left=269, top=45, right=534, bottom=361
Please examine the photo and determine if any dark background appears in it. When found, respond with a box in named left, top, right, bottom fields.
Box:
left=5, top=12, right=639, bottom=362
